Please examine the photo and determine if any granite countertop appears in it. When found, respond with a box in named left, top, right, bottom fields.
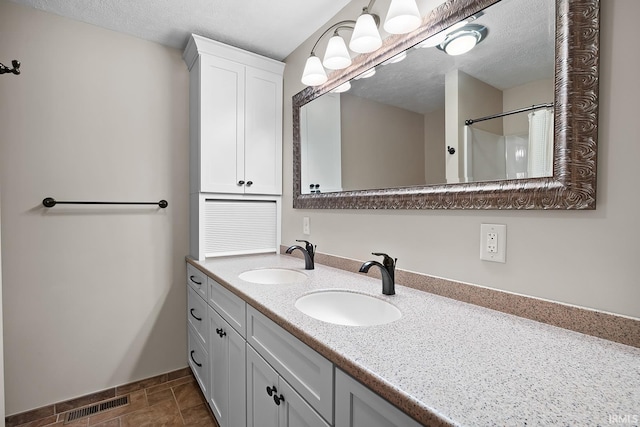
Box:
left=189, top=254, right=640, bottom=426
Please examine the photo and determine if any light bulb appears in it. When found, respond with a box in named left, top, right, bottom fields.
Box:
left=301, top=54, right=327, bottom=86
left=384, top=0, right=421, bottom=34
left=444, top=32, right=478, bottom=56
left=355, top=67, right=376, bottom=79
left=323, top=35, right=352, bottom=70
left=349, top=13, right=382, bottom=53
left=384, top=51, right=407, bottom=64
left=416, top=21, right=468, bottom=48
left=331, top=81, right=351, bottom=93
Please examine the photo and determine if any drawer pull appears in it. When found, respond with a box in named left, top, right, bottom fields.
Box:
left=189, top=275, right=202, bottom=285
left=266, top=386, right=277, bottom=397
left=190, top=350, right=202, bottom=367
left=273, top=394, right=285, bottom=406
left=216, top=328, right=227, bottom=338
left=190, top=309, right=202, bottom=321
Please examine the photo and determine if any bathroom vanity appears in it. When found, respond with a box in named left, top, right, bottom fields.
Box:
left=186, top=254, right=640, bottom=426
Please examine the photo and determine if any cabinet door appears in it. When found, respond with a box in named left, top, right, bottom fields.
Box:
left=188, top=326, right=209, bottom=401
left=209, top=307, right=246, bottom=427
left=335, top=369, right=422, bottom=427
left=247, top=307, right=333, bottom=421
left=279, top=379, right=330, bottom=427
left=247, top=346, right=279, bottom=427
left=200, top=54, right=245, bottom=193
left=244, top=67, right=282, bottom=195
left=187, top=287, right=208, bottom=345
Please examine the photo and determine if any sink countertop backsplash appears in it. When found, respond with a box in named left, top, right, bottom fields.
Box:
left=189, top=253, right=640, bottom=426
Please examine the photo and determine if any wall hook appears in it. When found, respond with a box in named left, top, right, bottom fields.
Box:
left=0, top=60, right=21, bottom=76
left=447, top=146, right=456, bottom=155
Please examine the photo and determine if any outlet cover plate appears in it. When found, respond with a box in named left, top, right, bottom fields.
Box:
left=480, top=224, right=506, bottom=263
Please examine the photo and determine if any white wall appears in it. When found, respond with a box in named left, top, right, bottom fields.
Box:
left=282, top=0, right=640, bottom=320
left=0, top=1, right=189, bottom=415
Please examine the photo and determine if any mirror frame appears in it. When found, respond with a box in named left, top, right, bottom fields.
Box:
left=292, top=0, right=599, bottom=209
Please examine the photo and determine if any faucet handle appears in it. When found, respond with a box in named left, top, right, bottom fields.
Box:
left=371, top=252, right=396, bottom=270
left=296, top=239, right=316, bottom=256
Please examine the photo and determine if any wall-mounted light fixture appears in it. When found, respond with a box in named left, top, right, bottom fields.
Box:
left=301, top=0, right=422, bottom=87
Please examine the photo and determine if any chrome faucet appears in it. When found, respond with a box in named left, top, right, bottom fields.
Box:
left=285, top=240, right=316, bottom=270
left=359, top=252, right=396, bottom=295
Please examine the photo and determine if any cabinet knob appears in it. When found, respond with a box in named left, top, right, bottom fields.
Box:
left=216, top=328, right=227, bottom=338
left=273, top=394, right=285, bottom=406
left=190, top=350, right=202, bottom=367
left=237, top=180, right=245, bottom=185
left=189, top=309, right=202, bottom=321
left=189, top=275, right=202, bottom=285
left=266, top=385, right=277, bottom=397
left=246, top=181, right=253, bottom=187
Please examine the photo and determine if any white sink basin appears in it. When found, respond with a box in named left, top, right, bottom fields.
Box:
left=295, top=290, right=401, bottom=326
left=238, top=268, right=307, bottom=285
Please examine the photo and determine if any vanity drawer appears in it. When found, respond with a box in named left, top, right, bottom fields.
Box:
left=208, top=277, right=246, bottom=338
left=187, top=286, right=208, bottom=346
left=188, top=325, right=209, bottom=400
left=246, top=305, right=333, bottom=422
left=187, top=263, right=207, bottom=300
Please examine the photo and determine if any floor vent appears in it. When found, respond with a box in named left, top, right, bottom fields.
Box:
left=65, top=395, right=129, bottom=423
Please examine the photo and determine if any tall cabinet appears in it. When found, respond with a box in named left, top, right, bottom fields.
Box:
left=183, top=34, right=285, bottom=260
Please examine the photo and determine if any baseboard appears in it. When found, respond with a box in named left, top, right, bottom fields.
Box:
left=5, top=367, right=193, bottom=427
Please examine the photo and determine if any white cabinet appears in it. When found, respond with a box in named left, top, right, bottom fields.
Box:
left=208, top=276, right=246, bottom=337
left=246, top=346, right=330, bottom=427
left=187, top=262, right=422, bottom=427
left=188, top=325, right=209, bottom=400
left=208, top=306, right=246, bottom=427
left=184, top=34, right=284, bottom=196
left=187, top=263, right=207, bottom=300
left=335, top=369, right=422, bottom=427
left=246, top=306, right=333, bottom=423
left=186, top=267, right=210, bottom=400
left=187, top=287, right=208, bottom=345
left=206, top=277, right=248, bottom=427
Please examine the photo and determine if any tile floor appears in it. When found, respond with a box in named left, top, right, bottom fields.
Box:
left=13, top=375, right=219, bottom=427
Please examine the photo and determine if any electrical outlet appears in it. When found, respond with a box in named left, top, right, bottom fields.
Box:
left=480, top=224, right=506, bottom=263
left=303, top=217, right=310, bottom=235
left=487, top=232, right=498, bottom=253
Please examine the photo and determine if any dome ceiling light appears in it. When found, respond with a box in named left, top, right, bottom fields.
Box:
left=436, top=24, right=488, bottom=56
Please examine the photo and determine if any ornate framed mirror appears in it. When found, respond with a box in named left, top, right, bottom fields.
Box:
left=292, top=0, right=599, bottom=209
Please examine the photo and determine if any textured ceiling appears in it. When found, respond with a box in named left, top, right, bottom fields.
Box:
left=7, top=0, right=353, bottom=60
left=9, top=0, right=555, bottom=113
left=350, top=0, right=555, bottom=113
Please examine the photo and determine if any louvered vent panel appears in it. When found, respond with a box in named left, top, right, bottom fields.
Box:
left=204, top=199, right=277, bottom=257
left=65, top=396, right=129, bottom=423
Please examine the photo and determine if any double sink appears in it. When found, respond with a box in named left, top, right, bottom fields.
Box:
left=238, top=268, right=402, bottom=327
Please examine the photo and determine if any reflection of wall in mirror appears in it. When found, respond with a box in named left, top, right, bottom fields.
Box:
left=447, top=70, right=554, bottom=183
left=340, top=93, right=426, bottom=191
left=446, top=70, right=503, bottom=183
left=503, top=79, right=554, bottom=134
left=424, top=109, right=446, bottom=185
